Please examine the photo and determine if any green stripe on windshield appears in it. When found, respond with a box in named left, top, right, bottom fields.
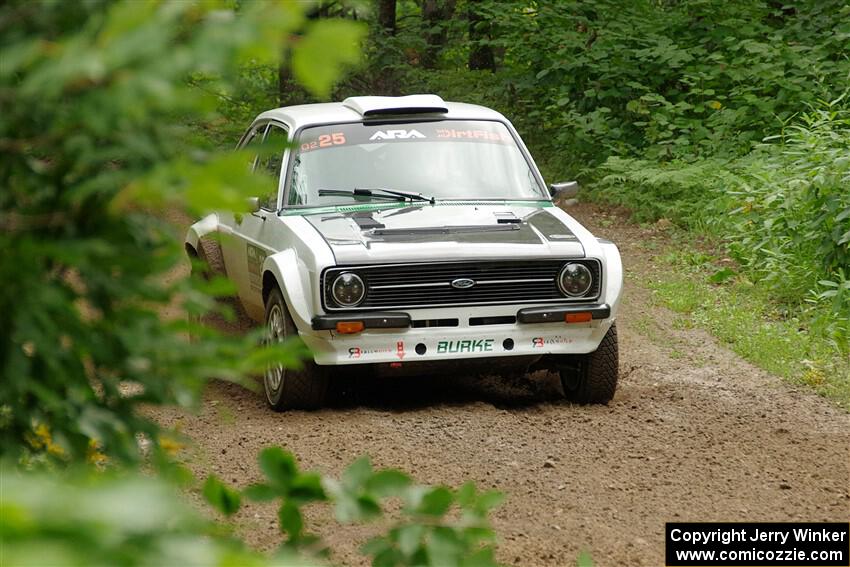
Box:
left=279, top=200, right=553, bottom=216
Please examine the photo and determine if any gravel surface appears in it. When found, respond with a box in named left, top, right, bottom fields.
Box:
left=153, top=203, right=850, bottom=566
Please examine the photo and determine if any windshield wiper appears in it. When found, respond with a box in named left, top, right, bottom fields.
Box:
left=358, top=187, right=435, bottom=204
left=318, top=188, right=404, bottom=202
left=318, top=187, right=435, bottom=204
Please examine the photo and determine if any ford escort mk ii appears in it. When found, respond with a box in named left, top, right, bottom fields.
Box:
left=186, top=95, right=623, bottom=410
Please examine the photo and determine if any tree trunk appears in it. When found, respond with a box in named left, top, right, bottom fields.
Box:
left=278, top=49, right=290, bottom=107
left=468, top=3, right=496, bottom=72
left=377, top=0, right=396, bottom=35
left=421, top=0, right=455, bottom=69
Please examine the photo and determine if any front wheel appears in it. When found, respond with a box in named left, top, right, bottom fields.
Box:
left=560, top=323, right=619, bottom=404
left=264, top=287, right=328, bottom=411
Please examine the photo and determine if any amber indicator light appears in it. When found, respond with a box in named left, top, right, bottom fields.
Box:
left=336, top=321, right=365, bottom=334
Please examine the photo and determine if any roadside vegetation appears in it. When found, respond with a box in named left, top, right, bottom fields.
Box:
left=596, top=105, right=850, bottom=405
left=1, top=2, right=501, bottom=566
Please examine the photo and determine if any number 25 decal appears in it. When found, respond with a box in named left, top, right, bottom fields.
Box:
left=318, top=133, right=346, bottom=147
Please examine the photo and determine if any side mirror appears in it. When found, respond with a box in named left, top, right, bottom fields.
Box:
left=247, top=196, right=261, bottom=212
left=549, top=181, right=579, bottom=198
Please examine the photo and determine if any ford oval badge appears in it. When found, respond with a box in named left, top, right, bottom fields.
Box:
left=451, top=278, right=476, bottom=289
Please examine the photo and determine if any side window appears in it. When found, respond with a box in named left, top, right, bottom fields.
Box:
left=289, top=154, right=308, bottom=206
left=241, top=125, right=265, bottom=170
left=259, top=124, right=288, bottom=210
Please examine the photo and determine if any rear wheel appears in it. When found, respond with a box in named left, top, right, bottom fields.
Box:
left=264, top=286, right=328, bottom=411
left=186, top=238, right=225, bottom=340
left=560, top=323, right=619, bottom=404
left=196, top=237, right=225, bottom=280
left=192, top=236, right=253, bottom=331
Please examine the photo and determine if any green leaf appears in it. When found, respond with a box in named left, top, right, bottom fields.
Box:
left=278, top=501, right=303, bottom=540
left=461, top=547, right=499, bottom=567
left=709, top=268, right=736, bottom=284
left=334, top=495, right=361, bottom=523
left=289, top=473, right=327, bottom=504
left=426, top=527, right=463, bottom=566
left=242, top=483, right=278, bottom=502
left=356, top=494, right=382, bottom=520
left=361, top=536, right=392, bottom=557
left=462, top=526, right=495, bottom=545
left=476, top=490, right=504, bottom=513
left=202, top=475, right=241, bottom=516
left=373, top=547, right=403, bottom=567
left=456, top=482, right=477, bottom=508
left=416, top=486, right=454, bottom=517
left=334, top=493, right=381, bottom=523
left=396, top=524, right=425, bottom=557
left=366, top=469, right=412, bottom=497
left=292, top=19, right=366, bottom=98
left=577, top=550, right=595, bottom=567
left=259, top=447, right=298, bottom=489
left=342, top=455, right=373, bottom=489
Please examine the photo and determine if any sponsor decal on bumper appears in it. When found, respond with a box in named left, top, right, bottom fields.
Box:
left=303, top=321, right=614, bottom=366
left=437, top=339, right=495, bottom=353
left=532, top=336, right=575, bottom=348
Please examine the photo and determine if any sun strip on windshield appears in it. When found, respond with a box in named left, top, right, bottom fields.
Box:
left=297, top=121, right=515, bottom=154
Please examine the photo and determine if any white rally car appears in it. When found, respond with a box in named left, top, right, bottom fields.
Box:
left=186, top=95, right=622, bottom=410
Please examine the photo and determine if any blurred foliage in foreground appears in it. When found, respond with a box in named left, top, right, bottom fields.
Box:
left=0, top=1, right=507, bottom=566
left=1, top=449, right=504, bottom=567
left=0, top=0, right=361, bottom=466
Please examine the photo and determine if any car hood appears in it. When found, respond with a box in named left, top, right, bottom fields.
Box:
left=303, top=203, right=585, bottom=264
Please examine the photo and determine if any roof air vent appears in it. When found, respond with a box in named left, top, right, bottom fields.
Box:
left=342, top=94, right=448, bottom=117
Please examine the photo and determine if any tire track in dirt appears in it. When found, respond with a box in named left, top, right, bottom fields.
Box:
left=152, top=203, right=849, bottom=566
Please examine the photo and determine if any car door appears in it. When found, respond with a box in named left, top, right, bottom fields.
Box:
left=218, top=122, right=264, bottom=300
left=226, top=122, right=290, bottom=320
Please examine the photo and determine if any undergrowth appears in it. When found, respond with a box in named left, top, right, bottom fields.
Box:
left=649, top=248, right=850, bottom=409
left=590, top=99, right=850, bottom=370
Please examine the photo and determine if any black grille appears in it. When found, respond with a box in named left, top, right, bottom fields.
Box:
left=322, top=259, right=601, bottom=311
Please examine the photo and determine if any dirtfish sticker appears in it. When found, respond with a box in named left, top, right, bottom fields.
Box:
left=437, top=339, right=494, bottom=353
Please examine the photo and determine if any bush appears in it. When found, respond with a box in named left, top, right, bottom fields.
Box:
left=590, top=98, right=850, bottom=348
left=0, top=4, right=509, bottom=567
left=2, top=449, right=504, bottom=567
left=0, top=0, right=363, bottom=467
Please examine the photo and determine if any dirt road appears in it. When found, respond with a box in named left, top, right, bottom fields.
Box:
left=153, top=203, right=850, bottom=566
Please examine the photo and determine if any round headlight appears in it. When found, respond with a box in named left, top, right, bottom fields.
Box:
left=331, top=272, right=365, bottom=307
left=558, top=263, right=593, bottom=297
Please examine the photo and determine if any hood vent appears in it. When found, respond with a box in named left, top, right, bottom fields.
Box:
left=351, top=212, right=385, bottom=230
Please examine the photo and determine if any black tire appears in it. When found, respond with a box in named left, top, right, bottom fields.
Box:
left=560, top=323, right=619, bottom=404
left=263, top=286, right=328, bottom=411
left=196, top=236, right=225, bottom=281
left=186, top=238, right=223, bottom=341
left=193, top=236, right=253, bottom=331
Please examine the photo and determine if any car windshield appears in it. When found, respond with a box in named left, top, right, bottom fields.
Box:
left=287, top=120, right=547, bottom=206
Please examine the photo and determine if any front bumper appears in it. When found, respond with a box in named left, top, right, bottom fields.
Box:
left=302, top=304, right=614, bottom=365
